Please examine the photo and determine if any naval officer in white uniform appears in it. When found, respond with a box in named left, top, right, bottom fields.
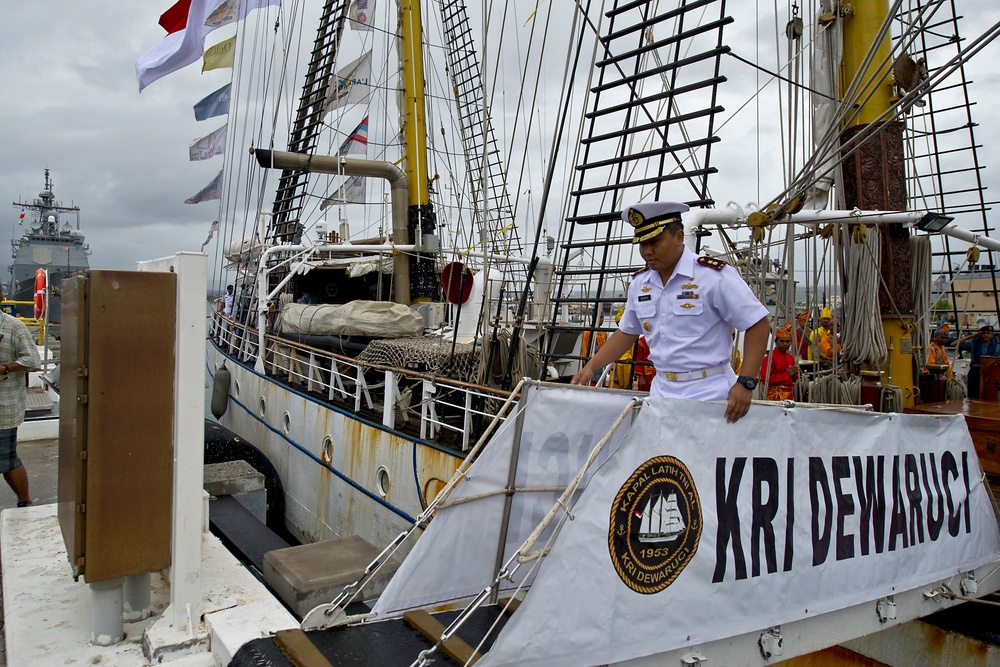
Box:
left=571, top=201, right=771, bottom=423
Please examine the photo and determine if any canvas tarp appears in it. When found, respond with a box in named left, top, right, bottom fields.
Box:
left=277, top=301, right=423, bottom=338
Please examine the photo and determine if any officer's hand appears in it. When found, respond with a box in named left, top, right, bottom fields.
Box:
left=570, top=368, right=592, bottom=386
left=725, top=383, right=753, bottom=423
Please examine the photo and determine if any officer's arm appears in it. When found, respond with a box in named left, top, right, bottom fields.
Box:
left=740, top=316, right=771, bottom=381
left=571, top=331, right=640, bottom=385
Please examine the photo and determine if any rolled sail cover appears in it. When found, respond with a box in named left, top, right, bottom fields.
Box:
left=278, top=301, right=424, bottom=338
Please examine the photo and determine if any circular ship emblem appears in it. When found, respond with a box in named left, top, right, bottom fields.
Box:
left=608, top=456, right=702, bottom=594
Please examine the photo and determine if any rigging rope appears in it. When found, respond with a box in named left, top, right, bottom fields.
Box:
left=840, top=224, right=887, bottom=366
left=910, top=235, right=932, bottom=370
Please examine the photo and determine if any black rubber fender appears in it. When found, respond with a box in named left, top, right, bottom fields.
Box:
left=211, top=363, right=232, bottom=419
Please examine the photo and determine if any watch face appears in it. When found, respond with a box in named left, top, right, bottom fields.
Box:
left=739, top=377, right=757, bottom=390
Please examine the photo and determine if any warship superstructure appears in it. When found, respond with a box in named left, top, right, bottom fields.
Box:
left=9, top=169, right=90, bottom=327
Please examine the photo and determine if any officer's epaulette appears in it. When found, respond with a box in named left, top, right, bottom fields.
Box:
left=631, top=265, right=651, bottom=277
left=697, top=256, right=727, bottom=271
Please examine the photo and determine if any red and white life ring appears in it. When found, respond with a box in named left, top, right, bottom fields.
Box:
left=33, top=269, right=46, bottom=320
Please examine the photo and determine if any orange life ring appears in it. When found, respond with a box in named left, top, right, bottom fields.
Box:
left=33, top=269, right=46, bottom=320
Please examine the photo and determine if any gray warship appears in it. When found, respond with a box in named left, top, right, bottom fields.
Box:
left=9, top=169, right=90, bottom=329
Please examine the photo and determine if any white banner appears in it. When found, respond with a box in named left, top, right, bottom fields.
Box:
left=479, top=398, right=1000, bottom=667
left=184, top=169, right=223, bottom=204
left=189, top=123, right=228, bottom=161
left=348, top=0, right=374, bottom=31
left=319, top=175, right=366, bottom=209
left=373, top=385, right=638, bottom=615
left=324, top=51, right=372, bottom=113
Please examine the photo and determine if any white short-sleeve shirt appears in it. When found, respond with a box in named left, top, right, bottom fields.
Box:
left=618, top=246, right=768, bottom=399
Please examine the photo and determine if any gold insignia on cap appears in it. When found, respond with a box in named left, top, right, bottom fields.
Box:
left=628, top=208, right=645, bottom=228
left=643, top=321, right=651, bottom=331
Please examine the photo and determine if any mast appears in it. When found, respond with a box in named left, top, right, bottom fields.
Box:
left=399, top=0, right=439, bottom=304
left=838, top=0, right=915, bottom=406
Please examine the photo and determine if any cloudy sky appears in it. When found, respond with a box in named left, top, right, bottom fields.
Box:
left=2, top=1, right=999, bottom=293
left=1, top=4, right=238, bottom=281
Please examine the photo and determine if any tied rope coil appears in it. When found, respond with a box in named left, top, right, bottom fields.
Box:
left=840, top=226, right=887, bottom=367
left=807, top=372, right=861, bottom=405
left=478, top=328, right=530, bottom=388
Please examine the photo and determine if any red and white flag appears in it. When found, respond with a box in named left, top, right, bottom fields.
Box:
left=137, top=0, right=279, bottom=92
left=337, top=116, right=369, bottom=156
left=185, top=170, right=224, bottom=204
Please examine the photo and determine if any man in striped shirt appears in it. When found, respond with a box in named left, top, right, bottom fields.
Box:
left=0, top=288, right=42, bottom=507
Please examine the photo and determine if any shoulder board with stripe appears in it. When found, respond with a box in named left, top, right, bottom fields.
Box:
left=631, top=266, right=650, bottom=277
left=697, top=256, right=727, bottom=271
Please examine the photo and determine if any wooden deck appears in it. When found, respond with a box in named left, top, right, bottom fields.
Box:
left=905, top=399, right=1000, bottom=477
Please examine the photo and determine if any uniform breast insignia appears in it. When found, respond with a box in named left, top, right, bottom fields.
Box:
left=681, top=283, right=698, bottom=289
left=681, top=302, right=695, bottom=309
left=677, top=290, right=699, bottom=300
left=641, top=285, right=651, bottom=292
left=643, top=321, right=651, bottom=331
left=638, top=294, right=652, bottom=302
left=697, top=256, right=727, bottom=270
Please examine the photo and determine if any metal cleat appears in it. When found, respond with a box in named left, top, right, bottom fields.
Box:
left=758, top=627, right=784, bottom=660
left=876, top=597, right=897, bottom=623
left=680, top=651, right=708, bottom=665
left=961, top=572, right=979, bottom=597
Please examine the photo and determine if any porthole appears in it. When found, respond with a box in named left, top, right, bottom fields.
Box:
left=234, top=380, right=241, bottom=398
left=258, top=397, right=266, bottom=418
left=321, top=436, right=334, bottom=464
left=282, top=412, right=292, bottom=434
left=423, top=477, right=447, bottom=506
left=376, top=466, right=391, bottom=498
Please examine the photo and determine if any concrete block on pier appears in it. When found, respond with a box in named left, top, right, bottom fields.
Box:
left=263, top=535, right=400, bottom=618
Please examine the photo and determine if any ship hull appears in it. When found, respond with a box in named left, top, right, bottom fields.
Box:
left=208, top=343, right=465, bottom=550
left=8, top=241, right=90, bottom=326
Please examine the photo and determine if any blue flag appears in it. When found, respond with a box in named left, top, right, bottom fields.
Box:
left=193, top=82, right=231, bottom=121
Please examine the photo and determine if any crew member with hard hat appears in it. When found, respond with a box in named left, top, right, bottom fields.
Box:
left=571, top=201, right=771, bottom=423
left=808, top=306, right=835, bottom=361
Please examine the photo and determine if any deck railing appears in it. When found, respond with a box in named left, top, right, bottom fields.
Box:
left=210, top=312, right=513, bottom=451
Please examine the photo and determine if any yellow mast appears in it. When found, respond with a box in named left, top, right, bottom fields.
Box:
left=398, top=0, right=438, bottom=303
left=399, top=0, right=430, bottom=206
left=840, top=0, right=895, bottom=125
left=839, top=0, right=917, bottom=408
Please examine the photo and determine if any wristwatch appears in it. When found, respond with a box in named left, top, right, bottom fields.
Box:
left=736, top=375, right=758, bottom=390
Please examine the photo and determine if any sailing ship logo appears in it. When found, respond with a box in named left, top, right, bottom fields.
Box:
left=634, top=491, right=685, bottom=542
left=608, top=456, right=702, bottom=594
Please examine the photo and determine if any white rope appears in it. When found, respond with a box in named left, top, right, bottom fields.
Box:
left=477, top=328, right=529, bottom=387
left=946, top=379, right=967, bottom=401
left=910, top=235, right=933, bottom=370
left=807, top=372, right=859, bottom=405
left=840, top=226, right=887, bottom=366
left=881, top=384, right=903, bottom=412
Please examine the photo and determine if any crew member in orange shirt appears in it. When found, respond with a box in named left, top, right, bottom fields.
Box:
left=760, top=323, right=799, bottom=401
left=925, top=324, right=953, bottom=380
